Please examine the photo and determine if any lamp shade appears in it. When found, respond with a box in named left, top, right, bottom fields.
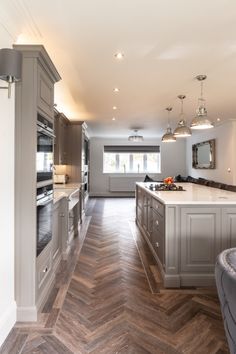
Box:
left=128, top=135, right=144, bottom=142
left=128, top=129, right=144, bottom=142
left=162, top=127, right=176, bottom=142
left=191, top=107, right=214, bottom=129
left=174, top=120, right=192, bottom=137
left=0, top=48, right=22, bottom=83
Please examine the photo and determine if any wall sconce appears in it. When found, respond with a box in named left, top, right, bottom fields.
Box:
left=0, top=48, right=22, bottom=98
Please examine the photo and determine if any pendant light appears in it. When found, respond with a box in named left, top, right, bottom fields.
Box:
left=162, top=107, right=176, bottom=142
left=191, top=75, right=214, bottom=129
left=128, top=129, right=144, bottom=142
left=174, top=95, right=192, bottom=137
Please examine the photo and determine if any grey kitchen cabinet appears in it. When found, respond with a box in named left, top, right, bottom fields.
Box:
left=14, top=45, right=61, bottom=321
left=180, top=207, right=221, bottom=273
left=37, top=64, right=54, bottom=118
left=136, top=185, right=143, bottom=225
left=66, top=122, right=89, bottom=215
left=52, top=200, right=62, bottom=269
left=222, top=208, right=236, bottom=248
left=54, top=111, right=69, bottom=165
left=136, top=183, right=236, bottom=288
left=142, top=192, right=152, bottom=239
left=151, top=204, right=165, bottom=268
left=36, top=244, right=53, bottom=305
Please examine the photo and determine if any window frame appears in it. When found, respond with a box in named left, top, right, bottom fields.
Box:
left=103, top=146, right=161, bottom=174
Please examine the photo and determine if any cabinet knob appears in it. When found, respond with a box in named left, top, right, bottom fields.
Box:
left=156, top=242, right=159, bottom=248
left=155, top=220, right=159, bottom=226
left=43, top=267, right=48, bottom=273
left=60, top=213, right=65, bottom=217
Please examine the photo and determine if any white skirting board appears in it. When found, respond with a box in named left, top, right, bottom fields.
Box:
left=109, top=176, right=144, bottom=192
left=0, top=300, right=16, bottom=346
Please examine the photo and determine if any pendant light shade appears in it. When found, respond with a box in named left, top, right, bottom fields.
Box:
left=162, top=107, right=176, bottom=142
left=174, top=95, right=192, bottom=137
left=190, top=75, right=214, bottom=130
left=128, top=129, right=144, bottom=142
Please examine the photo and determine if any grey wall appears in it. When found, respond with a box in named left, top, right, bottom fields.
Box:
left=89, top=137, right=187, bottom=196
left=186, top=120, right=236, bottom=185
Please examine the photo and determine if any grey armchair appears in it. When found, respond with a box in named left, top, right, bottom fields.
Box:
left=215, top=248, right=236, bottom=354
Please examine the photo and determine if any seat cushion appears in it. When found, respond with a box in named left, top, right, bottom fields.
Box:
left=144, top=175, right=154, bottom=182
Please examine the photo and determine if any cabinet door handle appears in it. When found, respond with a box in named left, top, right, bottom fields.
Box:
left=156, top=242, right=159, bottom=248
left=43, top=267, right=48, bottom=273
left=155, top=220, right=159, bottom=226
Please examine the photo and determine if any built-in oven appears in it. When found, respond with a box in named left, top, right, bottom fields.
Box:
left=37, top=114, right=54, bottom=183
left=36, top=184, right=53, bottom=256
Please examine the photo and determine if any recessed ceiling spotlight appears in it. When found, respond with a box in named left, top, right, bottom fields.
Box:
left=113, top=106, right=117, bottom=110
left=217, top=118, right=221, bottom=122
left=112, top=117, right=116, bottom=121
left=113, top=87, right=119, bottom=93
left=114, top=52, right=124, bottom=60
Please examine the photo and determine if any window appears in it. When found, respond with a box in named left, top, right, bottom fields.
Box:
left=103, top=145, right=161, bottom=173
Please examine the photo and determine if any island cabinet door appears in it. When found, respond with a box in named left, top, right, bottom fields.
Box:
left=52, top=201, right=62, bottom=267
left=180, top=207, right=221, bottom=273
left=151, top=208, right=165, bottom=267
left=142, top=193, right=152, bottom=238
left=222, top=208, right=236, bottom=248
left=136, top=187, right=143, bottom=225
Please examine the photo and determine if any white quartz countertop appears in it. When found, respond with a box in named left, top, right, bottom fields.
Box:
left=137, top=182, right=236, bottom=205
left=53, top=183, right=81, bottom=204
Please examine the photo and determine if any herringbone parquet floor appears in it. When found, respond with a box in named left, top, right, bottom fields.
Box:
left=0, top=198, right=229, bottom=354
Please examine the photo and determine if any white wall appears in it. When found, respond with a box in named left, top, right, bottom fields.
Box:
left=186, top=120, right=236, bottom=185
left=0, top=33, right=16, bottom=344
left=90, top=137, right=187, bottom=196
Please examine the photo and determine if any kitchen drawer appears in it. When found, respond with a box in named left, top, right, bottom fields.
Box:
left=152, top=198, right=164, bottom=217
left=152, top=210, right=164, bottom=234
left=37, top=246, right=52, bottom=291
left=152, top=228, right=165, bottom=267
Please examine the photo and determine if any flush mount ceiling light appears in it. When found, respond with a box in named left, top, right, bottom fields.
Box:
left=174, top=95, right=192, bottom=137
left=112, top=117, right=116, bottom=121
left=191, top=75, right=214, bottom=130
left=162, top=107, right=176, bottom=143
left=113, top=106, right=117, bottom=110
left=113, top=87, right=119, bottom=93
left=128, top=129, right=144, bottom=142
left=0, top=48, right=22, bottom=98
left=114, top=52, right=124, bottom=60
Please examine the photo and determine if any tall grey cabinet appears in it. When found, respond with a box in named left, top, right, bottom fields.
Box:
left=66, top=122, right=89, bottom=214
left=14, top=45, right=61, bottom=321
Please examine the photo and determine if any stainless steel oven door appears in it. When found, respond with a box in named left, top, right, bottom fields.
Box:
left=36, top=186, right=53, bottom=256
left=37, top=126, right=54, bottom=182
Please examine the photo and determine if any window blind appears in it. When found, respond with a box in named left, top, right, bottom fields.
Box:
left=104, top=145, right=160, bottom=153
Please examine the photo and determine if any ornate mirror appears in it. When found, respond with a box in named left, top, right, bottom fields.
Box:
left=192, top=139, right=215, bottom=169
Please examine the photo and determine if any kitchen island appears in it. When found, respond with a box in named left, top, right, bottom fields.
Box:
left=136, top=182, right=236, bottom=288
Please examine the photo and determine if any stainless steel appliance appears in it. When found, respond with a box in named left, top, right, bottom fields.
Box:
left=37, top=114, right=54, bottom=183
left=36, top=184, right=53, bottom=256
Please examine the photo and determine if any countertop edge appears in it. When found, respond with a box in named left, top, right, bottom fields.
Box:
left=136, top=182, right=236, bottom=206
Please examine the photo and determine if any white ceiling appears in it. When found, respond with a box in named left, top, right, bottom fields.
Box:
left=1, top=0, right=236, bottom=137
